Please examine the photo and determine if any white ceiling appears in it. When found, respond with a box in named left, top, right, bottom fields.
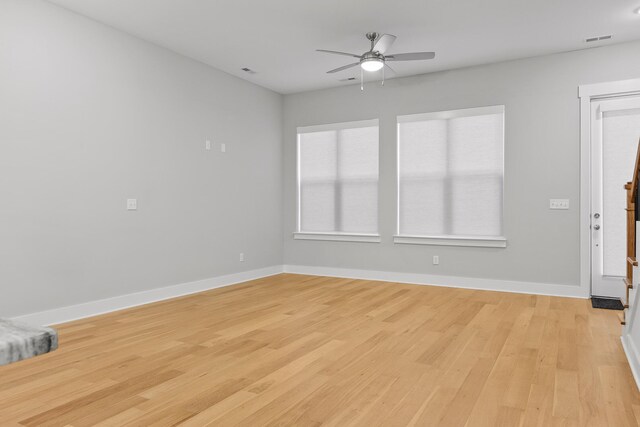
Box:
left=48, top=0, right=640, bottom=94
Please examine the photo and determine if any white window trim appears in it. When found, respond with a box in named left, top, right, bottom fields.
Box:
left=393, top=234, right=507, bottom=248
left=396, top=105, right=506, bottom=247
left=397, top=105, right=505, bottom=124
left=294, top=232, right=381, bottom=243
left=297, top=119, right=379, bottom=134
left=296, top=118, right=380, bottom=239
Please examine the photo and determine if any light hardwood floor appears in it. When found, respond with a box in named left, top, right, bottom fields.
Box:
left=1, top=273, right=639, bottom=426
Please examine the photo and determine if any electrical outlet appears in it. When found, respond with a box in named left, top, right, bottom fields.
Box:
left=549, top=199, right=569, bottom=210
left=433, top=255, right=439, bottom=265
left=127, top=199, right=137, bottom=210
left=239, top=252, right=244, bottom=262
left=205, top=140, right=211, bottom=150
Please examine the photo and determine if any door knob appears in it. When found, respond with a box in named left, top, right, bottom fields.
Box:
left=594, top=224, right=600, bottom=230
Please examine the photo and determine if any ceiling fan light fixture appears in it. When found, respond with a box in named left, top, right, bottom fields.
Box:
left=360, top=58, right=384, bottom=72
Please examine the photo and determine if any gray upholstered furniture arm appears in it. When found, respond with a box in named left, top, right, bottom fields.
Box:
left=0, top=319, right=58, bottom=366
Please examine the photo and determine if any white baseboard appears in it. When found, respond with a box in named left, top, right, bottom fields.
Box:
left=12, top=265, right=283, bottom=326
left=12, top=264, right=589, bottom=327
left=283, top=264, right=589, bottom=299
left=621, top=334, right=640, bottom=392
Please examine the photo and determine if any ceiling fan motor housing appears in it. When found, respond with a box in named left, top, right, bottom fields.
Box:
left=361, top=51, right=384, bottom=62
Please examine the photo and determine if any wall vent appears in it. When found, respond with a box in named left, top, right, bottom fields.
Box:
left=586, top=35, right=612, bottom=43
left=241, top=67, right=257, bottom=74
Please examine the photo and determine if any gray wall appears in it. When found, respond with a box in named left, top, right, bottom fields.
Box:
left=283, top=41, right=640, bottom=288
left=4, top=0, right=640, bottom=317
left=0, top=0, right=283, bottom=317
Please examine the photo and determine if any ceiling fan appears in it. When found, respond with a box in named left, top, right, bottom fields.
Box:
left=317, top=32, right=435, bottom=87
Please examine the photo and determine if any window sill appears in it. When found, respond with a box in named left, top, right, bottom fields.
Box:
left=294, top=232, right=381, bottom=243
left=393, top=235, right=507, bottom=248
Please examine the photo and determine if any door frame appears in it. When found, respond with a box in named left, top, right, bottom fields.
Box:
left=579, top=78, right=640, bottom=298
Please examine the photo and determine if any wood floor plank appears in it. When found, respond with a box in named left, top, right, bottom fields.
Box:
left=0, top=273, right=638, bottom=426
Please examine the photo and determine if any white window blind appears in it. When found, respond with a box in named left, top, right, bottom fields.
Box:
left=397, top=106, right=504, bottom=241
left=297, top=120, right=379, bottom=236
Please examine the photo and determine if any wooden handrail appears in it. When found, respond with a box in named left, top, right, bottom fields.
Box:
left=631, top=140, right=640, bottom=203
left=622, top=138, right=640, bottom=324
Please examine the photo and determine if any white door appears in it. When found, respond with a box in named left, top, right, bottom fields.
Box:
left=591, top=96, right=640, bottom=298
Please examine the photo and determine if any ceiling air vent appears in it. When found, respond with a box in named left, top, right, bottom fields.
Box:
left=339, top=77, right=357, bottom=82
left=585, top=35, right=612, bottom=43
left=241, top=67, right=257, bottom=74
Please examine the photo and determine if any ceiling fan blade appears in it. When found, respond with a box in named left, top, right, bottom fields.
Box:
left=373, top=34, right=397, bottom=54
left=386, top=52, right=435, bottom=61
left=316, top=49, right=361, bottom=58
left=326, top=62, right=360, bottom=74
left=384, top=63, right=398, bottom=76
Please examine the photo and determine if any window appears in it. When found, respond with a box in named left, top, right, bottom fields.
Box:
left=296, top=119, right=379, bottom=242
left=396, top=106, right=505, bottom=247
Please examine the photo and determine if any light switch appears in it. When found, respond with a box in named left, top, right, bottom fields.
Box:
left=220, top=143, right=226, bottom=153
left=127, top=199, right=137, bottom=210
left=549, top=199, right=569, bottom=210
left=205, top=140, right=211, bottom=150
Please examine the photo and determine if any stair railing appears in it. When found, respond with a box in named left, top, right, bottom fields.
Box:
left=622, top=139, right=640, bottom=325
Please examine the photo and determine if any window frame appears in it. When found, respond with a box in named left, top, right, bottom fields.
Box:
left=295, top=119, right=381, bottom=243
left=394, top=105, right=507, bottom=248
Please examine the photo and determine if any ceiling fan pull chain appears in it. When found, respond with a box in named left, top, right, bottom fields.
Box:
left=381, top=65, right=385, bottom=86
left=361, top=67, right=364, bottom=91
